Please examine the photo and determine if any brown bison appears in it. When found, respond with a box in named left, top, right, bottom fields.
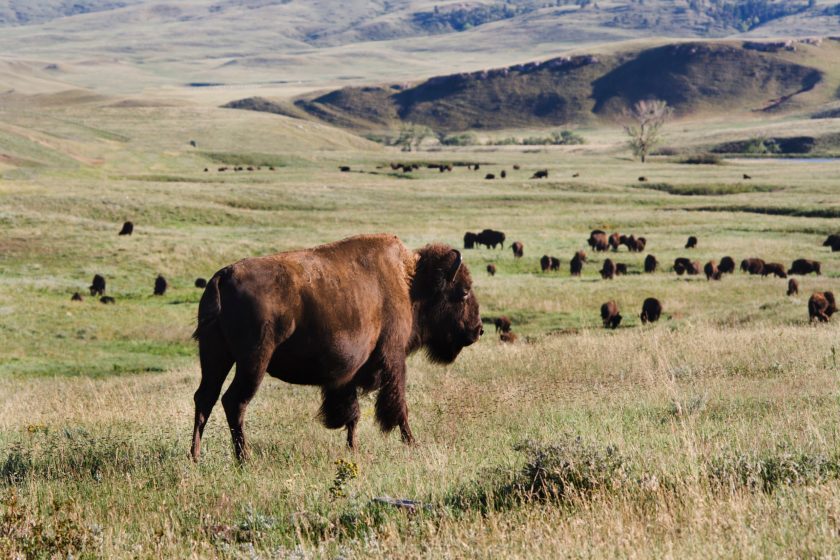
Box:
left=494, top=316, right=511, bottom=333
left=195, top=278, right=208, bottom=289
left=588, top=230, right=609, bottom=252
left=608, top=233, right=621, bottom=252
left=638, top=176, right=647, bottom=182
left=339, top=166, right=351, bottom=172
left=118, top=221, right=134, bottom=236
left=743, top=174, right=752, bottom=180
left=615, top=263, right=628, bottom=275
left=644, top=254, right=658, bottom=273
left=808, top=291, right=837, bottom=322
left=511, top=241, right=524, bottom=259
left=486, top=264, right=497, bottom=276
left=499, top=331, right=517, bottom=343
left=600, top=300, right=622, bottom=329
left=620, top=235, right=646, bottom=252
left=823, top=234, right=840, bottom=252
left=154, top=275, right=168, bottom=296
left=640, top=298, right=662, bottom=324
left=787, top=278, right=799, bottom=296
left=740, top=258, right=765, bottom=275
left=89, top=274, right=106, bottom=296
left=674, top=258, right=700, bottom=276
left=685, top=236, right=698, bottom=249
left=541, top=255, right=560, bottom=272
left=718, top=256, right=736, bottom=274
left=190, top=234, right=482, bottom=461
left=531, top=170, right=548, bottom=179
left=600, top=258, right=617, bottom=280
left=761, top=263, right=787, bottom=278
left=99, top=296, right=115, bottom=304
left=476, top=229, right=505, bottom=249
left=704, top=260, right=721, bottom=280
left=464, top=232, right=478, bottom=249
left=71, top=292, right=83, bottom=302
left=513, top=164, right=521, bottom=170
left=788, top=259, right=821, bottom=276
left=485, top=174, right=495, bottom=180
left=500, top=170, right=507, bottom=179
left=570, top=251, right=586, bottom=276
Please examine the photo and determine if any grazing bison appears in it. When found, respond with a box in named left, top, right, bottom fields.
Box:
left=787, top=278, right=799, bottom=296
left=685, top=236, right=698, bottom=249
left=640, top=298, right=662, bottom=324
left=494, top=316, right=512, bottom=333
left=740, top=258, right=765, bottom=275
left=499, top=331, right=517, bottom=343
left=718, top=256, right=736, bottom=274
left=761, top=263, right=787, bottom=278
left=500, top=170, right=507, bottom=179
left=600, top=301, right=622, bottom=329
left=531, top=170, right=548, bottom=179
left=476, top=229, right=506, bottom=249
left=71, top=292, right=83, bottom=302
left=473, top=164, right=480, bottom=171
left=644, top=254, right=658, bottom=273
left=823, top=234, right=840, bottom=252
left=704, top=260, right=721, bottom=280
left=118, top=221, right=134, bottom=236
left=464, top=232, right=478, bottom=249
left=513, top=164, right=521, bottom=170
left=511, top=241, right=524, bottom=259
left=621, top=235, right=646, bottom=252
left=486, top=264, right=497, bottom=276
left=190, top=234, right=482, bottom=462
left=588, top=230, right=609, bottom=252
left=600, top=258, right=617, bottom=280
left=485, top=174, right=495, bottom=180
left=743, top=174, right=752, bottom=180
left=541, top=256, right=561, bottom=272
left=100, top=296, right=115, bottom=304
left=572, top=172, right=580, bottom=178
left=195, top=278, right=208, bottom=289
left=154, top=275, right=168, bottom=296
left=339, top=166, right=351, bottom=172
left=638, top=176, right=647, bottom=182
left=570, top=251, right=586, bottom=276
left=788, top=259, right=821, bottom=276
left=615, top=263, right=628, bottom=275
left=674, top=258, right=699, bottom=276
left=808, top=291, right=837, bottom=322
left=608, top=233, right=621, bottom=252
left=89, top=274, right=106, bottom=296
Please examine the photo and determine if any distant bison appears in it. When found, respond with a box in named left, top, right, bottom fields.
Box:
left=89, top=274, right=106, bottom=296
left=740, top=258, right=765, bottom=275
left=788, top=259, right=821, bottom=276
left=685, top=236, right=698, bottom=249
left=531, top=170, right=548, bottom=179
left=704, top=260, right=721, bottom=280
left=119, top=221, right=134, bottom=236
left=570, top=251, right=586, bottom=276
left=588, top=230, right=609, bottom=252
left=787, top=278, right=799, bottom=296
left=600, top=300, right=622, bottom=329
left=513, top=164, right=521, bottom=170
left=674, top=258, right=700, bottom=276
left=464, top=232, right=478, bottom=249
left=494, top=316, right=511, bottom=333
left=154, top=275, right=168, bottom=296
left=100, top=296, right=115, bottom=304
left=476, top=229, right=506, bottom=249
left=600, top=258, right=617, bottom=280
left=71, top=292, right=83, bottom=302
left=808, top=291, right=837, bottom=322
left=511, top=241, right=524, bottom=258
left=620, top=235, right=646, bottom=252
left=339, top=166, right=351, bottom=172
left=823, top=234, right=840, bottom=252
left=541, top=255, right=560, bottom=272
left=638, top=176, right=647, bottom=182
left=761, top=263, right=787, bottom=278
left=615, top=263, right=628, bottom=275
left=195, top=278, right=207, bottom=288
left=486, top=264, right=497, bottom=276
left=718, top=256, right=736, bottom=274
left=608, top=233, right=621, bottom=252
left=500, top=170, right=507, bottom=179
left=644, top=254, right=658, bottom=273
left=499, top=331, right=518, bottom=343
left=485, top=174, right=495, bottom=180
left=640, top=298, right=662, bottom=324
left=743, top=174, right=752, bottom=180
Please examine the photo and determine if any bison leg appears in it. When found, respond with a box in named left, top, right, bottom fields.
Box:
left=319, top=385, right=361, bottom=449
left=191, top=328, right=234, bottom=462
left=221, top=354, right=269, bottom=463
left=375, top=360, right=413, bottom=445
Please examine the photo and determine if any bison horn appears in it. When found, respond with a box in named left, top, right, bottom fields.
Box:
left=448, top=250, right=462, bottom=282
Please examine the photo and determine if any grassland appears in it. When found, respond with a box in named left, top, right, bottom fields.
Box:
left=2, top=100, right=840, bottom=558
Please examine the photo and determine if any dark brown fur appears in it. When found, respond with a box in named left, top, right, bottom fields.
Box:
left=511, top=241, right=524, bottom=259
left=704, top=260, right=721, bottom=281
left=640, top=298, right=662, bottom=324
left=788, top=259, right=821, bottom=276
left=600, top=258, right=616, bottom=280
left=531, top=170, right=548, bottom=179
left=740, top=258, right=765, bottom=275
left=761, top=263, right=787, bottom=278
left=685, top=236, right=698, bottom=249
left=486, top=263, right=496, bottom=276
left=494, top=316, right=511, bottom=333
left=718, top=256, right=736, bottom=274
left=499, top=331, right=517, bottom=343
left=118, top=221, right=134, bottom=236
left=464, top=232, right=477, bottom=249
left=787, top=278, right=799, bottom=296
left=89, top=274, right=106, bottom=296
left=154, top=275, right=168, bottom=296
left=600, top=300, right=622, bottom=329
left=190, top=235, right=482, bottom=462
left=195, top=278, right=208, bottom=288
left=570, top=251, right=586, bottom=276
left=608, top=233, right=621, bottom=252
left=588, top=231, right=609, bottom=252
left=808, top=291, right=837, bottom=322
left=644, top=254, right=658, bottom=273
left=71, top=292, right=83, bottom=302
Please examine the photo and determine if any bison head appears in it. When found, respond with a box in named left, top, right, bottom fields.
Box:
left=411, top=244, right=482, bottom=364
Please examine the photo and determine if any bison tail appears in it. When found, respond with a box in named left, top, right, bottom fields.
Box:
left=192, top=272, right=224, bottom=341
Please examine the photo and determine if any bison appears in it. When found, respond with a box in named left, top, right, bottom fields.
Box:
left=531, top=170, right=548, bottom=179
left=787, top=278, right=799, bottom=296
left=190, top=234, right=482, bottom=462
left=494, top=316, right=512, bottom=333
left=640, top=298, right=662, bottom=324
left=153, top=275, right=168, bottom=296
left=476, top=229, right=505, bottom=249
left=541, top=255, right=560, bottom=272
left=118, top=221, right=134, bottom=236
left=600, top=258, right=617, bottom=280
left=486, top=263, right=497, bottom=276
left=570, top=251, right=586, bottom=276
left=499, top=331, right=517, bottom=343
left=788, top=259, right=821, bottom=276
left=718, top=256, right=736, bottom=274
left=644, top=254, right=658, bottom=273
left=464, top=232, right=478, bottom=249
left=71, top=292, right=83, bottom=302
left=339, top=166, right=351, bottom=172
left=740, top=258, right=765, bottom=275
left=674, top=258, right=699, bottom=276
left=638, top=176, right=647, bottom=182
left=685, top=236, right=698, bottom=249
left=608, top=233, right=621, bottom=252
left=761, top=263, right=787, bottom=278
left=823, top=234, right=840, bottom=252
left=485, top=174, right=495, bottom=180
left=743, top=174, right=752, bottom=180
left=99, top=296, right=115, bottom=304
left=600, top=301, right=622, bottom=329
left=588, top=230, right=609, bottom=252
left=500, top=170, right=507, bottom=179
left=704, top=260, right=721, bottom=280
left=808, top=291, right=837, bottom=322
left=195, top=278, right=208, bottom=289
left=89, top=274, right=106, bottom=297
left=511, top=241, right=524, bottom=259
left=513, top=164, right=520, bottom=170
left=615, top=263, right=628, bottom=275
left=621, top=235, right=646, bottom=252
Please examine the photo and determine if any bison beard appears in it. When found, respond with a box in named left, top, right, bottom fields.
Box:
left=190, top=235, right=482, bottom=462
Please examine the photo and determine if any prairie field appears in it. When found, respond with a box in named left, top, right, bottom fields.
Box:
left=2, top=101, right=840, bottom=558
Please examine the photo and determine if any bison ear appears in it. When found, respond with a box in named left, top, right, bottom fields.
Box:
left=447, top=250, right=462, bottom=282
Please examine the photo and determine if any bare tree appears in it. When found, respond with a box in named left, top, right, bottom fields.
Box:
left=395, top=123, right=434, bottom=152
left=623, top=99, right=671, bottom=163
